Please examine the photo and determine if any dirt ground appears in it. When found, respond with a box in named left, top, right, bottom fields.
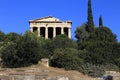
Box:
left=0, top=64, right=93, bottom=80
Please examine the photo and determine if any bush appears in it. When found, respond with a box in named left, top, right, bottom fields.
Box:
left=51, top=48, right=83, bottom=70
left=102, top=63, right=119, bottom=71
left=80, top=63, right=105, bottom=77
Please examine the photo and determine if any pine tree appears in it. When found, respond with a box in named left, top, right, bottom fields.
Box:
left=99, top=15, right=103, bottom=27
left=87, top=0, right=94, bottom=32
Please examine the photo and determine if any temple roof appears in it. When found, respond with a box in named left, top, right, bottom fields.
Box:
left=29, top=16, right=72, bottom=23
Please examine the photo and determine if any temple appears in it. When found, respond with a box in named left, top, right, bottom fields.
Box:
left=29, top=16, right=72, bottom=39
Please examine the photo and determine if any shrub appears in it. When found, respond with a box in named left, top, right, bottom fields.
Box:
left=51, top=48, right=83, bottom=70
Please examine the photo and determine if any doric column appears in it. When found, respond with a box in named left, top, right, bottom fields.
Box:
left=68, top=28, right=71, bottom=38
left=38, top=27, right=40, bottom=37
left=45, top=27, right=48, bottom=39
left=61, top=27, right=64, bottom=34
left=30, top=27, right=33, bottom=32
left=53, top=27, right=56, bottom=38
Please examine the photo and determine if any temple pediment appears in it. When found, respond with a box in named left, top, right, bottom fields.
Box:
left=29, top=16, right=61, bottom=22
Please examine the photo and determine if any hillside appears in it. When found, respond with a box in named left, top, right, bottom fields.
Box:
left=0, top=65, right=93, bottom=80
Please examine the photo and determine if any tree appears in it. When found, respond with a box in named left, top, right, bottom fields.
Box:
left=77, top=26, right=117, bottom=65
left=0, top=30, right=6, bottom=42
left=16, top=31, right=41, bottom=67
left=99, top=15, right=103, bottom=27
left=87, top=0, right=94, bottom=32
left=75, top=23, right=89, bottom=44
left=90, top=27, right=117, bottom=42
left=0, top=42, right=18, bottom=67
left=6, top=32, right=21, bottom=42
left=112, top=43, right=120, bottom=68
left=1, top=31, right=41, bottom=67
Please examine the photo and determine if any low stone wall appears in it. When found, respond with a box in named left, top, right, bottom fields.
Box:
left=0, top=75, right=69, bottom=80
left=0, top=68, right=69, bottom=80
left=104, top=71, right=120, bottom=80
left=92, top=71, right=120, bottom=80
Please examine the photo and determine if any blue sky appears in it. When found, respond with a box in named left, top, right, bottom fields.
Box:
left=0, top=0, right=120, bottom=41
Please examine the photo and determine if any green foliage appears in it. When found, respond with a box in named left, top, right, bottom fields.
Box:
left=76, top=26, right=118, bottom=65
left=38, top=39, right=53, bottom=59
left=115, top=58, right=120, bottom=68
left=113, top=43, right=120, bottom=63
left=52, top=35, right=77, bottom=49
left=1, top=31, right=41, bottom=67
left=103, top=63, right=119, bottom=71
left=113, top=43, right=120, bottom=68
left=80, top=63, right=105, bottom=77
left=75, top=24, right=89, bottom=44
left=75, top=3, right=119, bottom=75
left=87, top=0, right=94, bottom=32
left=51, top=48, right=83, bottom=70
left=79, top=41, right=116, bottom=64
left=40, top=34, right=77, bottom=59
left=0, top=42, right=18, bottom=67
left=90, top=27, right=117, bottom=42
left=0, top=30, right=6, bottom=41
left=16, top=31, right=41, bottom=67
left=6, top=32, right=21, bottom=42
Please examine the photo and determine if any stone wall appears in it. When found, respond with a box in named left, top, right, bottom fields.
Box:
left=104, top=71, right=120, bottom=80
left=92, top=71, right=120, bottom=80
left=0, top=68, right=69, bottom=80
left=0, top=74, right=69, bottom=80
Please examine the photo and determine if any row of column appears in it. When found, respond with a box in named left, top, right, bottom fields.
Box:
left=30, top=27, right=71, bottom=39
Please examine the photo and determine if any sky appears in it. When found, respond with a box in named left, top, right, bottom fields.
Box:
left=0, top=0, right=120, bottom=41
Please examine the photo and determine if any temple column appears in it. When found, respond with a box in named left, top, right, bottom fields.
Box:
left=68, top=28, right=71, bottom=38
left=38, top=27, right=40, bottom=36
left=30, top=27, right=33, bottom=32
left=45, top=27, right=48, bottom=39
left=61, top=27, right=64, bottom=34
left=53, top=27, right=56, bottom=38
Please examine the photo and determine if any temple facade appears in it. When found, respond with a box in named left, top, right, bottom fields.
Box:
left=29, top=16, right=72, bottom=39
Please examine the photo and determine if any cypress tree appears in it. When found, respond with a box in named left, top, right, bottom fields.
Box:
left=87, top=0, right=94, bottom=32
left=99, top=15, right=103, bottom=27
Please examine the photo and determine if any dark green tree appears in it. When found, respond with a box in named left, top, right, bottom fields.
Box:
left=16, top=31, right=41, bottom=67
left=6, top=32, right=21, bottom=42
left=99, top=15, right=103, bottom=27
left=0, top=30, right=6, bottom=42
left=78, top=26, right=117, bottom=64
left=75, top=23, right=89, bottom=44
left=87, top=0, right=94, bottom=32
left=112, top=43, right=120, bottom=68
left=0, top=43, right=18, bottom=67
left=1, top=31, right=41, bottom=67
left=89, top=27, right=117, bottom=42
